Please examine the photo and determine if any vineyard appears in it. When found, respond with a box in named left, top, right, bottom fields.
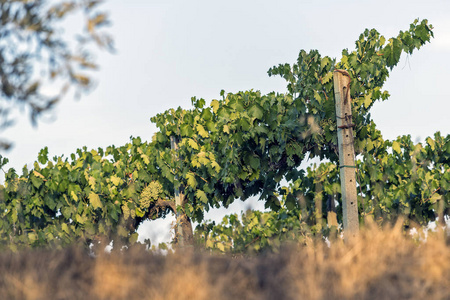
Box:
left=0, top=17, right=449, bottom=298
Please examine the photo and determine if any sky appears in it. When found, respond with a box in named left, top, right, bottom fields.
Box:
left=1, top=0, right=449, bottom=246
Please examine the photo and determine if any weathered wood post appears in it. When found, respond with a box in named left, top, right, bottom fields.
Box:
left=333, top=69, right=359, bottom=240
left=170, top=136, right=194, bottom=247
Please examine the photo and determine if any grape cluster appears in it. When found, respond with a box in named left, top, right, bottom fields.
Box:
left=130, top=207, right=136, bottom=219
left=122, top=204, right=130, bottom=220
left=139, top=181, right=162, bottom=209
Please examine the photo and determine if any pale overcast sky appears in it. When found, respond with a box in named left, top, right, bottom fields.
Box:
left=1, top=0, right=449, bottom=245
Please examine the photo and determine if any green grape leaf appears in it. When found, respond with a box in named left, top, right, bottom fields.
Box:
left=248, top=104, right=264, bottom=120
left=30, top=175, right=43, bottom=189
left=249, top=156, right=260, bottom=170
left=363, top=93, right=372, bottom=108
left=38, top=147, right=49, bottom=165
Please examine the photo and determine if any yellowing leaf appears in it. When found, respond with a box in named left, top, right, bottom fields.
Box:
left=141, top=154, right=150, bottom=164
left=223, top=125, right=230, bottom=134
left=205, top=239, right=214, bottom=249
left=196, top=124, right=209, bottom=138
left=28, top=232, right=37, bottom=243
left=89, top=191, right=102, bottom=209
left=186, top=172, right=197, bottom=189
left=320, top=57, right=330, bottom=70
left=211, top=99, right=220, bottom=114
left=88, top=176, right=96, bottom=188
left=76, top=214, right=87, bottom=224
left=313, top=91, right=322, bottom=103
left=191, top=157, right=200, bottom=168
left=211, top=161, right=221, bottom=172
left=195, top=190, right=208, bottom=204
left=61, top=223, right=70, bottom=234
left=322, top=71, right=333, bottom=84
left=429, top=193, right=441, bottom=204
left=426, top=137, right=435, bottom=151
left=75, top=159, right=83, bottom=169
left=111, top=175, right=122, bottom=186
left=198, top=156, right=209, bottom=165
left=187, top=139, right=199, bottom=150
left=216, top=243, right=225, bottom=252
left=33, top=170, right=45, bottom=178
left=392, top=141, right=401, bottom=154
left=70, top=191, right=78, bottom=202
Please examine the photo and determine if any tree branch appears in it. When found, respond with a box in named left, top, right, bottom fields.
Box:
left=153, top=198, right=176, bottom=214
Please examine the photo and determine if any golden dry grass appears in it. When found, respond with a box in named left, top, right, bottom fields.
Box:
left=0, top=223, right=448, bottom=300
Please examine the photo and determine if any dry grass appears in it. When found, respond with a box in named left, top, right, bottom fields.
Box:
left=0, top=223, right=449, bottom=300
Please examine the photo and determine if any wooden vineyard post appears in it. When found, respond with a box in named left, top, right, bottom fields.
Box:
left=333, top=70, right=359, bottom=240
left=170, top=136, right=194, bottom=247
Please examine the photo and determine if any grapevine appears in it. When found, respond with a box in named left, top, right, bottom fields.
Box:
left=0, top=19, right=447, bottom=252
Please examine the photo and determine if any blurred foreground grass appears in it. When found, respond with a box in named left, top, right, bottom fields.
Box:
left=0, top=223, right=449, bottom=300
